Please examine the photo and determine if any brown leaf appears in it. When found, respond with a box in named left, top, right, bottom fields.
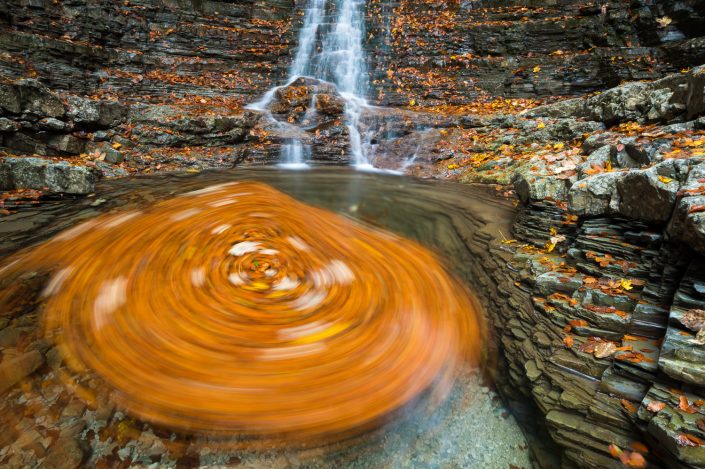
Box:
left=696, top=419, right=705, bottom=432
left=594, top=342, right=617, bottom=359
left=629, top=441, right=649, bottom=454
left=646, top=400, right=666, bottom=413
left=679, top=395, right=699, bottom=414
left=621, top=399, right=637, bottom=413
left=676, top=433, right=697, bottom=447
left=682, top=309, right=705, bottom=332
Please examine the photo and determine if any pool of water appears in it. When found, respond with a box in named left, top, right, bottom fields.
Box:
left=0, top=168, right=531, bottom=468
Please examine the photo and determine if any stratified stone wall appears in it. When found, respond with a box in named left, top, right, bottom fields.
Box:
left=0, top=0, right=295, bottom=102
left=365, top=0, right=705, bottom=105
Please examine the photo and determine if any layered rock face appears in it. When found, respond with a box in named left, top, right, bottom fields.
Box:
left=366, top=0, right=705, bottom=106
left=0, top=0, right=294, bottom=100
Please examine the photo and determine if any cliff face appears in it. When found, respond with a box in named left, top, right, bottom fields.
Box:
left=365, top=0, right=705, bottom=106
left=0, top=0, right=294, bottom=102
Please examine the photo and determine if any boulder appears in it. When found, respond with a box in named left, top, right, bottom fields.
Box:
left=524, top=68, right=705, bottom=125
left=0, top=117, right=20, bottom=133
left=15, top=79, right=65, bottom=118
left=0, top=157, right=98, bottom=194
left=66, top=95, right=126, bottom=129
left=37, top=117, right=71, bottom=132
left=314, top=92, right=346, bottom=116
left=513, top=163, right=572, bottom=203
left=0, top=83, right=21, bottom=114
left=568, top=172, right=623, bottom=216
left=46, top=134, right=85, bottom=155
left=270, top=77, right=344, bottom=124
left=577, top=145, right=612, bottom=177
left=616, top=160, right=686, bottom=223
left=668, top=162, right=705, bottom=255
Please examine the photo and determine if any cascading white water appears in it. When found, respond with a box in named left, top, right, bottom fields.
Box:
left=248, top=0, right=372, bottom=168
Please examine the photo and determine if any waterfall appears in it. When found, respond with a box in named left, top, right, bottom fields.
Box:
left=248, top=0, right=371, bottom=167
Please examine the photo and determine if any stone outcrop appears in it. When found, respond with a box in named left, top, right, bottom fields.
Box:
left=0, top=157, right=99, bottom=194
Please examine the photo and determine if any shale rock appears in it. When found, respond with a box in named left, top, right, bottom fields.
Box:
left=668, top=161, right=705, bottom=255
left=0, top=157, right=98, bottom=194
left=527, top=67, right=705, bottom=125
left=569, top=172, right=622, bottom=217
left=66, top=95, right=126, bottom=129
left=616, top=160, right=686, bottom=223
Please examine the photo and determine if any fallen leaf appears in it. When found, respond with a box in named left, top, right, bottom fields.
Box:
left=646, top=400, right=666, bottom=412
left=676, top=433, right=698, bottom=447
left=563, top=335, right=574, bottom=348
left=594, top=342, right=617, bottom=359
left=629, top=441, right=649, bottom=454
left=608, top=443, right=622, bottom=458
left=625, top=452, right=646, bottom=468
left=621, top=399, right=637, bottom=413
left=681, top=309, right=705, bottom=332
left=679, top=395, right=699, bottom=414
left=621, top=279, right=633, bottom=291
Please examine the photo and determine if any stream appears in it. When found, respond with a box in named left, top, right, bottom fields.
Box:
left=0, top=168, right=532, bottom=468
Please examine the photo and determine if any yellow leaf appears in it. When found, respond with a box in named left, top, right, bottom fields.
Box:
left=621, top=279, right=633, bottom=291
left=111, top=142, right=122, bottom=149
left=292, top=323, right=348, bottom=344
left=553, top=142, right=564, bottom=151
left=447, top=163, right=459, bottom=170
left=658, top=175, right=673, bottom=184
left=545, top=241, right=556, bottom=253
left=533, top=65, right=541, bottom=73
left=537, top=122, right=545, bottom=129
left=409, top=99, right=416, bottom=106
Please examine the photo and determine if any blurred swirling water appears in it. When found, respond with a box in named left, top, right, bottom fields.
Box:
left=0, top=168, right=531, bottom=468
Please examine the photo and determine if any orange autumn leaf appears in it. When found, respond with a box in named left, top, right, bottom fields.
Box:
left=679, top=395, right=699, bottom=414
left=624, top=452, right=647, bottom=469
left=630, top=441, right=649, bottom=454
left=621, top=399, right=637, bottom=413
left=646, top=400, right=666, bottom=413
left=563, top=335, right=574, bottom=348
left=569, top=319, right=589, bottom=328
left=608, top=444, right=622, bottom=458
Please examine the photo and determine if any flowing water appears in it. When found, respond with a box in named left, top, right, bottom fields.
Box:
left=0, top=168, right=532, bottom=468
left=248, top=0, right=372, bottom=167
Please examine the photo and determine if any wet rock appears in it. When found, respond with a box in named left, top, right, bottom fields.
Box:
left=314, top=93, right=346, bottom=116
left=0, top=350, right=44, bottom=393
left=0, top=157, right=98, bottom=194
left=38, top=437, right=83, bottom=469
left=616, top=160, right=686, bottom=223
left=270, top=77, right=344, bottom=125
left=568, top=172, right=622, bottom=217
